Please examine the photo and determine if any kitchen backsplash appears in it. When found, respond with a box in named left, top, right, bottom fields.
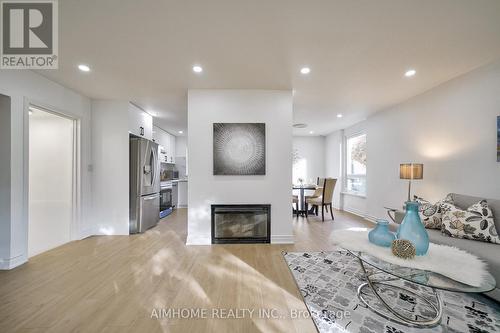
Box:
left=176, top=156, right=187, bottom=179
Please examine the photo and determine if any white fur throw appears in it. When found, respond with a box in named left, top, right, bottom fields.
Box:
left=331, top=229, right=489, bottom=287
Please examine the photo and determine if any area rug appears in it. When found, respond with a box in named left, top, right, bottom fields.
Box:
left=331, top=229, right=488, bottom=287
left=283, top=250, right=500, bottom=333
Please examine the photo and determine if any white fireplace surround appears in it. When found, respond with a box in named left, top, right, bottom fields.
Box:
left=187, top=90, right=294, bottom=245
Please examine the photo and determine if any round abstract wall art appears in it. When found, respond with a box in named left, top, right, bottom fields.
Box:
left=213, top=123, right=266, bottom=175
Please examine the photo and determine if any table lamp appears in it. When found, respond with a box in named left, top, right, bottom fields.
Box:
left=400, top=163, right=423, bottom=202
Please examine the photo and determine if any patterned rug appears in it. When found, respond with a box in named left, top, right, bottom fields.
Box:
left=283, top=250, right=500, bottom=333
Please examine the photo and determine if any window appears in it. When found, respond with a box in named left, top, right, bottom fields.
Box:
left=345, top=133, right=366, bottom=195
left=292, top=148, right=308, bottom=184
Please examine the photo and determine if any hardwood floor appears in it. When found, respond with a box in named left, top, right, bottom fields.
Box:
left=0, top=209, right=370, bottom=333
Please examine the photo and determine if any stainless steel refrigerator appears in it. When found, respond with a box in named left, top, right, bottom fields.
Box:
left=129, top=137, right=160, bottom=233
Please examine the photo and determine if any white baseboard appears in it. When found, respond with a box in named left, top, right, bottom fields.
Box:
left=342, top=207, right=366, bottom=218
left=364, top=215, right=378, bottom=223
left=0, top=253, right=28, bottom=270
left=79, top=228, right=94, bottom=240
left=342, top=207, right=377, bottom=224
left=271, top=235, right=295, bottom=244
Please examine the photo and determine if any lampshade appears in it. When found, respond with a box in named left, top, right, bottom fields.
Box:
left=400, top=163, right=423, bottom=180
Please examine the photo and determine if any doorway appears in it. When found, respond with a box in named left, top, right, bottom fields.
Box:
left=28, top=106, right=76, bottom=257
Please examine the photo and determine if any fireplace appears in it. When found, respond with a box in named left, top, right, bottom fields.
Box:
left=211, top=204, right=271, bottom=244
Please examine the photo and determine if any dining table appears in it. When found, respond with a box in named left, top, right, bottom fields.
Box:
left=292, top=184, right=318, bottom=216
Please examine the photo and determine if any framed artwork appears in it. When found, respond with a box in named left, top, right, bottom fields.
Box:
left=213, top=123, right=265, bottom=175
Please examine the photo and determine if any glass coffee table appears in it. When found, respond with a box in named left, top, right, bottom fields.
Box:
left=348, top=250, right=496, bottom=328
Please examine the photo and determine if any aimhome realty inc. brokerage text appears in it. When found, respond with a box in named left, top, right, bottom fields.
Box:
left=150, top=307, right=351, bottom=320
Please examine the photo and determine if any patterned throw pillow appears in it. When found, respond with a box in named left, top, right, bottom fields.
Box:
left=441, top=200, right=500, bottom=244
left=442, top=193, right=454, bottom=204
left=413, top=196, right=442, bottom=229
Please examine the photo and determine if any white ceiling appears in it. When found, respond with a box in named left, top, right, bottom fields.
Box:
left=37, top=0, right=500, bottom=136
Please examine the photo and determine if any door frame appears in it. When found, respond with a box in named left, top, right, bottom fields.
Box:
left=24, top=98, right=82, bottom=246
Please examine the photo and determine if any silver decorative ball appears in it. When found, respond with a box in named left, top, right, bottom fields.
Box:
left=391, top=239, right=416, bottom=259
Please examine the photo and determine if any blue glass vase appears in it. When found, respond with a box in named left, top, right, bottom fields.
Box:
left=397, top=201, right=429, bottom=256
left=368, top=219, right=396, bottom=247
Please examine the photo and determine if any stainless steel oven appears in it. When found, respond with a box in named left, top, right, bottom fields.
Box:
left=160, top=182, right=173, bottom=218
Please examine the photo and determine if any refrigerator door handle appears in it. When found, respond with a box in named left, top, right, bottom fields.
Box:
left=153, top=144, right=160, bottom=191
left=144, top=194, right=159, bottom=201
left=151, top=146, right=156, bottom=189
left=151, top=145, right=155, bottom=183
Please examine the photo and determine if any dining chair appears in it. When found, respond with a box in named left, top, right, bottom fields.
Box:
left=305, top=178, right=337, bottom=221
left=305, top=177, right=324, bottom=211
left=307, top=177, right=325, bottom=215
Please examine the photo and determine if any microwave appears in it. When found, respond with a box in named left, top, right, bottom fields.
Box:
left=160, top=163, right=179, bottom=181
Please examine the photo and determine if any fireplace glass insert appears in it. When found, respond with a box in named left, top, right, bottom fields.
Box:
left=211, top=204, right=271, bottom=244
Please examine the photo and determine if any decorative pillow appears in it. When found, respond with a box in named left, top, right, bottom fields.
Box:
left=413, top=195, right=442, bottom=229
left=441, top=200, right=500, bottom=244
left=442, top=193, right=454, bottom=204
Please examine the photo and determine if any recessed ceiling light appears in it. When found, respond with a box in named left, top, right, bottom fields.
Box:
left=300, top=67, right=311, bottom=75
left=293, top=123, right=308, bottom=128
left=337, top=114, right=343, bottom=118
left=78, top=64, right=90, bottom=72
left=178, top=130, right=183, bottom=134
left=309, top=131, right=314, bottom=134
left=193, top=65, right=203, bottom=73
left=405, top=69, right=416, bottom=77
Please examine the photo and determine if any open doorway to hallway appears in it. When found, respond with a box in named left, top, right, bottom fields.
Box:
left=28, top=106, right=76, bottom=257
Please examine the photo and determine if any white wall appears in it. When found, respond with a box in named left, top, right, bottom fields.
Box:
left=29, top=110, right=73, bottom=257
left=0, top=95, right=11, bottom=265
left=365, top=60, right=500, bottom=220
left=292, top=136, right=325, bottom=184
left=323, top=61, right=500, bottom=222
left=91, top=100, right=130, bottom=235
left=187, top=90, right=293, bottom=244
left=175, top=136, right=187, bottom=157
left=325, top=61, right=500, bottom=221
left=0, top=71, right=92, bottom=269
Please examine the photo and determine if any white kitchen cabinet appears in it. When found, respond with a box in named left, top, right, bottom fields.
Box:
left=152, top=125, right=176, bottom=164
left=168, top=134, right=176, bottom=164
left=152, top=125, right=159, bottom=143
left=164, top=132, right=171, bottom=161
left=129, top=104, right=152, bottom=140
left=158, top=145, right=168, bottom=163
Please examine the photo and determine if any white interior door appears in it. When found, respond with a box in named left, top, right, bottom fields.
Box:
left=28, top=107, right=74, bottom=257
